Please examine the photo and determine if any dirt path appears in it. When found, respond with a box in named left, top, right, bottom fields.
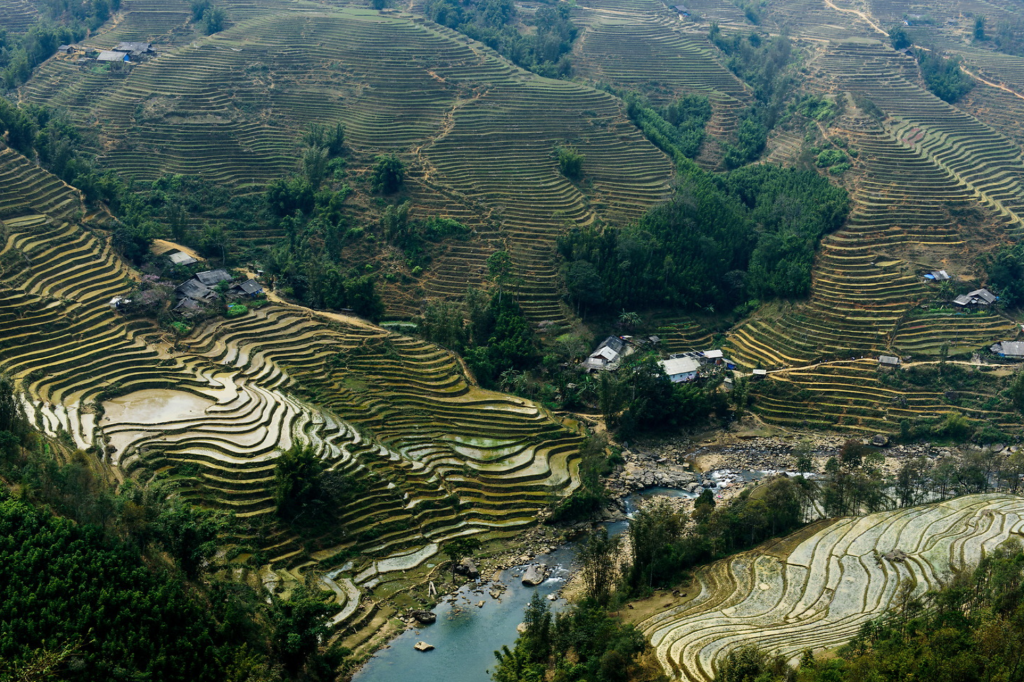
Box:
left=766, top=357, right=1005, bottom=376
left=821, top=0, right=887, bottom=36
left=960, top=65, right=1024, bottom=103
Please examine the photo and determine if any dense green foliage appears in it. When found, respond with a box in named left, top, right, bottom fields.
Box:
left=597, top=353, right=727, bottom=439
left=273, top=443, right=367, bottom=534
left=557, top=145, right=585, bottom=180
left=917, top=50, right=973, bottom=103
left=709, top=26, right=797, bottom=167
left=626, top=478, right=805, bottom=592
left=191, top=0, right=228, bottom=34
left=424, top=0, right=576, bottom=77
left=888, top=25, right=911, bottom=50
left=0, top=392, right=349, bottom=681
left=558, top=164, right=849, bottom=314
left=986, top=241, right=1024, bottom=307
left=623, top=92, right=713, bottom=161
left=370, top=153, right=405, bottom=194
left=1, top=22, right=87, bottom=90
left=718, top=540, right=1024, bottom=682
left=0, top=495, right=233, bottom=681
left=549, top=435, right=618, bottom=524
left=491, top=594, right=648, bottom=682
left=463, top=292, right=537, bottom=387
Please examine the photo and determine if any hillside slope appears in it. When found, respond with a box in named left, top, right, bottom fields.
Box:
left=21, top=5, right=674, bottom=321
left=0, top=144, right=583, bottom=647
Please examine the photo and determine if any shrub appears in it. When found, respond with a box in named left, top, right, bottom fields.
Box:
left=370, top=154, right=405, bottom=194
left=226, top=303, right=248, bottom=318
left=556, top=146, right=584, bottom=179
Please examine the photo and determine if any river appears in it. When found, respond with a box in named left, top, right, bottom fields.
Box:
left=350, top=470, right=774, bottom=682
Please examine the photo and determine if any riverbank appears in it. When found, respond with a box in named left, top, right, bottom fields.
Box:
left=344, top=428, right=1009, bottom=680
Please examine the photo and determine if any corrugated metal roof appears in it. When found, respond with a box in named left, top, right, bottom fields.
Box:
left=96, top=50, right=129, bottom=62
left=660, top=357, right=700, bottom=376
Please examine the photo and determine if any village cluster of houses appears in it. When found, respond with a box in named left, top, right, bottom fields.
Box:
left=110, top=250, right=264, bottom=317
left=57, top=41, right=154, bottom=66
left=171, top=255, right=263, bottom=315
left=581, top=335, right=740, bottom=384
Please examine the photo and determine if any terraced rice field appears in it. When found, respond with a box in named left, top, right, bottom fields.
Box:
left=728, top=40, right=1021, bottom=386
left=22, top=6, right=673, bottom=321
left=0, top=0, right=39, bottom=32
left=573, top=6, right=749, bottom=118
left=0, top=149, right=583, bottom=638
left=641, top=494, right=1024, bottom=681
left=754, top=359, right=1018, bottom=434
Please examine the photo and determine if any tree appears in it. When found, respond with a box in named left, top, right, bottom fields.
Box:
left=344, top=274, right=384, bottom=322
left=0, top=374, right=26, bottom=437
left=889, top=24, right=911, bottom=49
left=792, top=439, right=814, bottom=473
left=190, top=0, right=210, bottom=20
left=487, top=250, right=516, bottom=297
left=443, top=537, right=482, bottom=580
left=273, top=443, right=324, bottom=521
left=381, top=200, right=412, bottom=246
left=975, top=15, right=987, bottom=41
left=419, top=299, right=467, bottom=350
left=167, top=202, right=188, bottom=243
left=302, top=145, right=329, bottom=188
left=204, top=5, right=226, bottom=33
left=556, top=145, right=584, bottom=180
left=562, top=259, right=603, bottom=314
left=370, top=154, right=405, bottom=194
left=1009, top=369, right=1024, bottom=413
left=303, top=123, right=345, bottom=157
left=270, top=588, right=335, bottom=674
left=520, top=592, right=551, bottom=661
left=577, top=527, right=620, bottom=605
left=716, top=645, right=791, bottom=682
left=156, top=497, right=226, bottom=580
left=628, top=498, right=684, bottom=590
left=617, top=310, right=641, bottom=331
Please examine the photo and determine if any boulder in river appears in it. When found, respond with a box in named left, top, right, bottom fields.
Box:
left=522, top=564, right=549, bottom=586
left=414, top=641, right=434, bottom=652
left=455, top=557, right=480, bottom=579
left=411, top=610, right=436, bottom=625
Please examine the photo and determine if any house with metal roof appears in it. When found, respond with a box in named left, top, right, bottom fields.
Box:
left=660, top=356, right=701, bottom=383
left=991, top=341, right=1024, bottom=359
left=583, top=336, right=627, bottom=371
left=114, top=42, right=152, bottom=56
left=96, top=50, right=130, bottom=62
left=175, top=279, right=215, bottom=301
left=167, top=251, right=197, bottom=266
left=194, top=269, right=233, bottom=286
left=231, top=279, right=264, bottom=297
left=953, top=288, right=997, bottom=307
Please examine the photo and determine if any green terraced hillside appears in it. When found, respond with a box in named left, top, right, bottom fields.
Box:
left=22, top=4, right=674, bottom=322
left=0, top=147, right=583, bottom=646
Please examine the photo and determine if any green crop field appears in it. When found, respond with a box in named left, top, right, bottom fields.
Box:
left=7, top=0, right=1024, bottom=668
left=0, top=151, right=584, bottom=649
left=21, top=5, right=675, bottom=322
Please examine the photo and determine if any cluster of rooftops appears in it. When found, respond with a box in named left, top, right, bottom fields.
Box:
left=172, top=262, right=263, bottom=315
left=57, top=42, right=154, bottom=64
left=581, top=335, right=737, bottom=383
left=111, top=249, right=264, bottom=316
